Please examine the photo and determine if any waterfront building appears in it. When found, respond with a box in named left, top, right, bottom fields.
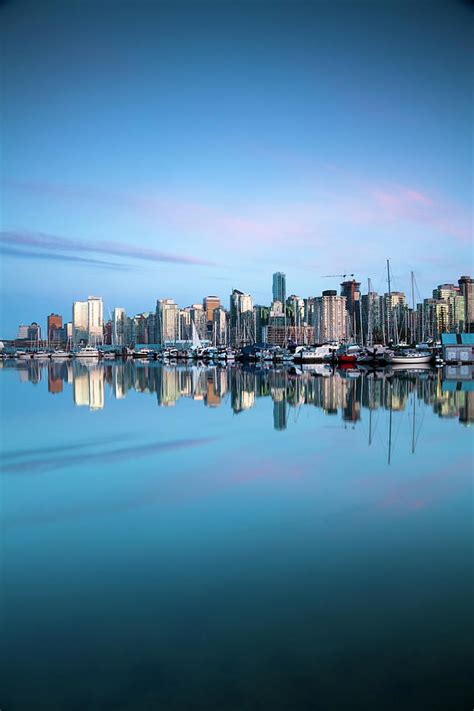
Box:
left=17, top=324, right=29, bottom=339
left=313, top=290, right=347, bottom=343
left=212, top=306, right=228, bottom=345
left=340, top=279, right=361, bottom=340
left=147, top=312, right=156, bottom=344
left=458, top=276, right=473, bottom=332
left=27, top=322, right=41, bottom=341
left=383, top=291, right=407, bottom=343
left=304, top=297, right=317, bottom=330
left=112, top=308, right=126, bottom=346
left=156, top=298, right=180, bottom=345
left=202, top=296, right=221, bottom=330
left=179, top=308, right=192, bottom=341
left=272, top=272, right=286, bottom=304
left=286, top=295, right=305, bottom=327
left=266, top=300, right=287, bottom=346
left=432, top=284, right=465, bottom=333
left=361, top=291, right=384, bottom=344
left=134, top=313, right=150, bottom=344
left=230, top=289, right=254, bottom=345
left=189, top=304, right=207, bottom=339
left=87, top=296, right=104, bottom=344
left=47, top=313, right=62, bottom=342
left=254, top=305, right=270, bottom=343
left=73, top=300, right=89, bottom=344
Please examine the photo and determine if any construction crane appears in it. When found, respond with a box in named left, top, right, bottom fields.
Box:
left=320, top=273, right=354, bottom=278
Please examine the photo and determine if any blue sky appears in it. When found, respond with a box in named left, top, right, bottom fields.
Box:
left=1, top=0, right=472, bottom=335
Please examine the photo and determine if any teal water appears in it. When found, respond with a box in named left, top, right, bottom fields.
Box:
left=1, top=360, right=472, bottom=710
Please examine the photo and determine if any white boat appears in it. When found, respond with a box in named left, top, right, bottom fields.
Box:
left=33, top=351, right=50, bottom=359
left=102, top=352, right=116, bottom=360
left=15, top=350, right=32, bottom=359
left=388, top=349, right=433, bottom=365
left=294, top=344, right=337, bottom=363
left=74, top=345, right=99, bottom=358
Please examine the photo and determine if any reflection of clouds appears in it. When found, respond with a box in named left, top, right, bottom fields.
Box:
left=3, top=437, right=218, bottom=476
left=3, top=454, right=312, bottom=529
left=376, top=457, right=472, bottom=513
left=2, top=435, right=131, bottom=463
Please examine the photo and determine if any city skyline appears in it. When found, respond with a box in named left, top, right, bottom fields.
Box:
left=1, top=0, right=472, bottom=336
left=8, top=270, right=472, bottom=346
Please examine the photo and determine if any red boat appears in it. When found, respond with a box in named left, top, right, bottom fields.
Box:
left=336, top=344, right=363, bottom=363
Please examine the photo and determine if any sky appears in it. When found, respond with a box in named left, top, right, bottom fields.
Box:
left=1, top=0, right=472, bottom=336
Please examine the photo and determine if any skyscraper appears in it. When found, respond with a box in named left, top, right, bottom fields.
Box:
left=203, top=296, right=220, bottom=324
left=112, top=307, right=126, bottom=346
left=73, top=301, right=88, bottom=344
left=230, top=289, right=254, bottom=345
left=87, top=296, right=104, bottom=344
left=47, top=313, right=62, bottom=342
left=458, top=276, right=473, bottom=331
left=314, top=290, right=347, bottom=342
left=340, top=279, right=361, bottom=340
left=156, top=299, right=179, bottom=344
left=272, top=272, right=286, bottom=304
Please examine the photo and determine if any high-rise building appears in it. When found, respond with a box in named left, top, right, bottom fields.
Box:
left=458, top=276, right=473, bottom=332
left=203, top=296, right=220, bottom=324
left=230, top=289, right=254, bottom=345
left=254, top=305, right=269, bottom=343
left=314, top=290, right=347, bottom=342
left=87, top=296, right=104, bottom=344
left=73, top=300, right=89, bottom=344
left=17, top=324, right=29, bottom=339
left=361, top=292, right=384, bottom=343
left=266, top=300, right=287, bottom=346
left=47, top=313, right=62, bottom=342
left=112, top=308, right=126, bottom=346
left=189, top=304, right=207, bottom=339
left=156, top=299, right=179, bottom=344
left=340, top=279, right=361, bottom=340
left=384, top=291, right=407, bottom=343
left=272, top=272, right=286, bottom=304
left=286, top=295, right=305, bottom=327
left=431, top=284, right=465, bottom=333
left=27, top=322, right=41, bottom=341
left=212, top=306, right=228, bottom=345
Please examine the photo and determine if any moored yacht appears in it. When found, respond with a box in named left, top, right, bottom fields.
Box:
left=74, top=345, right=100, bottom=358
left=335, top=344, right=363, bottom=364
left=387, top=349, right=433, bottom=365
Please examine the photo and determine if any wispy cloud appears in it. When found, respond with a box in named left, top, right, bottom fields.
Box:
left=0, top=229, right=218, bottom=267
left=0, top=245, right=131, bottom=270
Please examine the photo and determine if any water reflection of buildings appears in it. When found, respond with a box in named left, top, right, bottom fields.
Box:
left=73, top=365, right=104, bottom=411
left=3, top=360, right=473, bottom=428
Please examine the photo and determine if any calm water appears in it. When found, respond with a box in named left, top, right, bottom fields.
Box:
left=1, top=360, right=472, bottom=710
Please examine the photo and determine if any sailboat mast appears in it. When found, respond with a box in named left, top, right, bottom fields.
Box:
left=386, top=258, right=391, bottom=344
